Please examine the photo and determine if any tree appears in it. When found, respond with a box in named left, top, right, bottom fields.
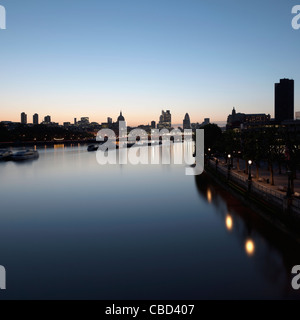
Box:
left=202, top=124, right=222, bottom=153
left=241, top=129, right=262, bottom=178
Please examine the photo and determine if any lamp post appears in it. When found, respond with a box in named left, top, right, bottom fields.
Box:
left=227, top=154, right=231, bottom=180
left=248, top=160, right=252, bottom=181
left=208, top=148, right=211, bottom=166
left=248, top=160, right=252, bottom=192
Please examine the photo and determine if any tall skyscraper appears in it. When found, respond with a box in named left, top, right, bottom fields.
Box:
left=74, top=118, right=77, bottom=125
left=44, top=115, right=51, bottom=123
left=21, top=112, right=27, bottom=124
left=107, top=117, right=112, bottom=124
left=33, top=113, right=39, bottom=125
left=275, top=78, right=294, bottom=122
left=183, top=113, right=191, bottom=129
left=151, top=121, right=156, bottom=129
left=158, top=110, right=172, bottom=129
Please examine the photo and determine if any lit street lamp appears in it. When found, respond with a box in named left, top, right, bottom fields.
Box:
left=207, top=148, right=211, bottom=166
left=227, top=154, right=231, bottom=180
left=248, top=160, right=252, bottom=181
left=248, top=160, right=252, bottom=192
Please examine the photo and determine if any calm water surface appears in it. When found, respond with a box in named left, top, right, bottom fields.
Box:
left=0, top=144, right=300, bottom=299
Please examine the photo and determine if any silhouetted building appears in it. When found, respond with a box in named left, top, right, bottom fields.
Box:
left=151, top=121, right=156, bottom=129
left=74, top=118, right=77, bottom=125
left=203, top=118, right=210, bottom=126
left=275, top=78, right=294, bottom=122
left=117, top=111, right=125, bottom=123
left=44, top=115, right=51, bottom=123
left=33, top=113, right=39, bottom=125
left=191, top=118, right=210, bottom=129
left=226, top=107, right=270, bottom=130
left=80, top=117, right=89, bottom=124
left=21, top=112, right=27, bottom=124
left=158, top=110, right=171, bottom=129
left=63, top=122, right=71, bottom=127
left=108, top=117, right=112, bottom=124
left=138, top=124, right=152, bottom=133
left=183, top=113, right=191, bottom=129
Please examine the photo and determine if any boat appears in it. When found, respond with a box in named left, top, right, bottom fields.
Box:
left=87, top=144, right=99, bottom=152
left=0, top=150, right=12, bottom=161
left=11, top=150, right=39, bottom=161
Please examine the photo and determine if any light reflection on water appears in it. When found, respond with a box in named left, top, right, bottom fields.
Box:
left=0, top=143, right=299, bottom=299
left=226, top=215, right=233, bottom=232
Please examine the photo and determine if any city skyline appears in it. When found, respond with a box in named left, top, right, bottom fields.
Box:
left=11, top=109, right=209, bottom=128
left=0, top=1, right=300, bottom=126
left=7, top=75, right=298, bottom=128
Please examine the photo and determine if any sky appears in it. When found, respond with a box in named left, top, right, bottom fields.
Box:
left=0, top=0, right=300, bottom=126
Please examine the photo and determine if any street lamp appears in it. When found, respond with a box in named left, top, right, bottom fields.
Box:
left=207, top=148, right=211, bottom=166
left=227, top=154, right=231, bottom=180
left=248, top=160, right=252, bottom=192
left=248, top=160, right=252, bottom=181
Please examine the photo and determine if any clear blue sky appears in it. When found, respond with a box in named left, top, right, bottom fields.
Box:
left=0, top=0, right=299, bottom=125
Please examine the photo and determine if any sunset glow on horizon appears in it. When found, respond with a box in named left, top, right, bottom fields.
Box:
left=0, top=1, right=299, bottom=126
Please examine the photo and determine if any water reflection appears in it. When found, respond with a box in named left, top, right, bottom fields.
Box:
left=207, top=188, right=212, bottom=203
left=195, top=173, right=300, bottom=299
left=225, top=214, right=233, bottom=232
left=245, top=239, right=255, bottom=257
left=54, top=144, right=65, bottom=149
left=1, top=145, right=300, bottom=299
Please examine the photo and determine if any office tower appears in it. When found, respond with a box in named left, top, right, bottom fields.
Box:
left=21, top=112, right=27, bottom=124
left=158, top=110, right=172, bottom=129
left=33, top=113, right=39, bottom=125
left=44, top=115, right=51, bottom=123
left=183, top=113, right=191, bottom=129
left=107, top=117, right=112, bottom=124
left=81, top=117, right=89, bottom=124
left=275, top=78, right=294, bottom=122
left=151, top=121, right=156, bottom=129
left=74, top=118, right=77, bottom=125
left=164, top=110, right=171, bottom=124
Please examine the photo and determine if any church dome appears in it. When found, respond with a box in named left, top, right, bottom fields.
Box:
left=117, top=111, right=125, bottom=122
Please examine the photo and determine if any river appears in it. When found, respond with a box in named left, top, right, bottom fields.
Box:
left=0, top=143, right=299, bottom=299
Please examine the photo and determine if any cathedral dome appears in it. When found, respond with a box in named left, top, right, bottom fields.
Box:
left=117, top=111, right=125, bottom=122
